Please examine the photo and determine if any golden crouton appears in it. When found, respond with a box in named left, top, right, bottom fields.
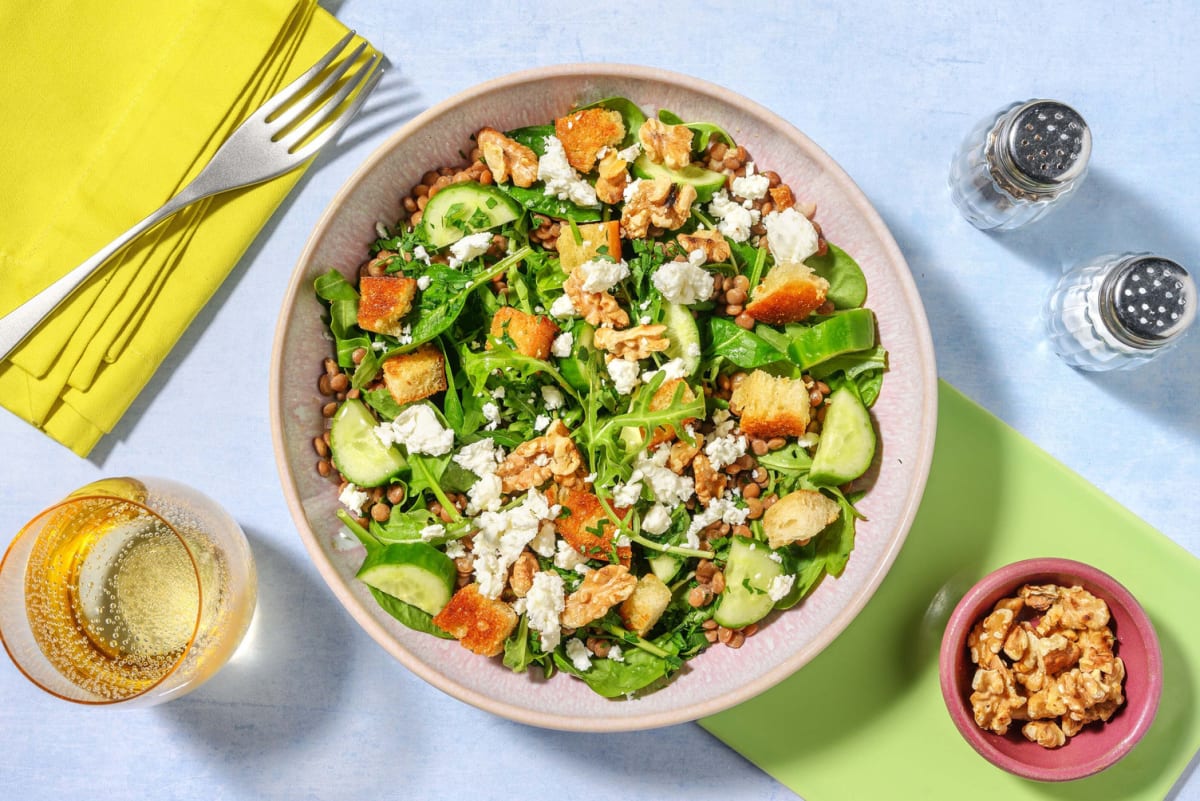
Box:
left=357, top=275, right=417, bottom=336
left=647, top=378, right=698, bottom=447
left=729, top=370, right=810, bottom=439
left=745, top=262, right=830, bottom=325
left=762, top=489, right=841, bottom=549
left=556, top=220, right=623, bottom=271
left=432, top=583, right=518, bottom=657
left=381, top=344, right=448, bottom=406
left=553, top=487, right=631, bottom=565
left=619, top=574, right=672, bottom=636
left=488, top=307, right=560, bottom=360
left=768, top=184, right=796, bottom=211
left=554, top=108, right=626, bottom=173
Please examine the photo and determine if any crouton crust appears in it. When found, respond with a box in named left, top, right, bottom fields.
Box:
left=619, top=574, right=673, bottom=636
left=762, top=489, right=841, bottom=549
left=647, top=378, right=698, bottom=447
left=553, top=487, right=631, bottom=565
left=488, top=307, right=560, bottom=360
left=554, top=108, right=626, bottom=173
left=381, top=344, right=447, bottom=407
left=556, top=220, right=623, bottom=272
left=432, top=584, right=518, bottom=657
left=728, top=370, right=810, bottom=439
left=745, top=262, right=830, bottom=325
left=357, top=275, right=417, bottom=336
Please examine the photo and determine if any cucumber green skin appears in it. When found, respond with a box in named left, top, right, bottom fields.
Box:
left=632, top=154, right=726, bottom=202
left=357, top=542, right=456, bottom=616
left=330, top=399, right=407, bottom=488
left=647, top=553, right=682, bottom=583
left=714, top=537, right=785, bottom=629
left=662, top=303, right=701, bottom=375
left=419, top=182, right=522, bottom=247
left=785, top=308, right=876, bottom=370
left=809, top=386, right=876, bottom=485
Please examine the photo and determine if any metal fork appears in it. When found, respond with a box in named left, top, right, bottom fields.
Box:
left=0, top=32, right=382, bottom=361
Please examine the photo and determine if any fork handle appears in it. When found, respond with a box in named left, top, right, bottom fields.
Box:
left=0, top=190, right=201, bottom=363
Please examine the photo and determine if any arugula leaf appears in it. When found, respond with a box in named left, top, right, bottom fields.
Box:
left=503, top=616, right=541, bottom=673
left=707, top=317, right=786, bottom=368
left=498, top=184, right=602, bottom=222
left=369, top=587, right=453, bottom=639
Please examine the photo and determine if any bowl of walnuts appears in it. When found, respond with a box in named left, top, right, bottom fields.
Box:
left=939, top=557, right=1162, bottom=781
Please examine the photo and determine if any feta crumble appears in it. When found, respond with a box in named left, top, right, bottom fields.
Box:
left=466, top=472, right=504, bottom=514
left=551, top=331, right=574, bottom=358
left=444, top=539, right=467, bottom=560
left=534, top=414, right=552, bottom=432
left=453, top=438, right=504, bottom=477
left=642, top=357, right=689, bottom=385
left=448, top=231, right=494, bottom=269
left=553, top=539, right=589, bottom=571
left=482, top=401, right=502, bottom=431
left=549, top=293, right=579, bottom=319
left=538, top=136, right=599, bottom=207
left=374, top=404, right=454, bottom=456
left=525, top=571, right=566, bottom=651
left=412, top=245, right=431, bottom=264
left=338, top=483, right=370, bottom=517
left=616, top=142, right=642, bottom=162
left=565, top=637, right=593, bottom=671
left=608, top=644, right=625, bottom=663
left=529, top=520, right=557, bottom=558
left=708, top=190, right=760, bottom=243
left=704, top=433, right=748, bottom=471
left=684, top=497, right=750, bottom=548
left=607, top=358, right=640, bottom=395
left=651, top=252, right=712, bottom=305
left=764, top=207, right=819, bottom=264
left=540, top=385, right=565, bottom=410
left=579, top=257, right=631, bottom=293
left=419, top=523, right=446, bottom=542
left=768, top=573, right=796, bottom=602
left=611, top=474, right=644, bottom=508
left=417, top=274, right=432, bottom=291
left=472, top=489, right=557, bottom=599
left=636, top=446, right=696, bottom=506
left=641, top=503, right=673, bottom=535
left=731, top=162, right=770, bottom=201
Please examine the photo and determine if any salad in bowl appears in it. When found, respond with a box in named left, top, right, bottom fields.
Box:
left=311, top=95, right=887, bottom=698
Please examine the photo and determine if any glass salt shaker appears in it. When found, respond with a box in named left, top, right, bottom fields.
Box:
left=950, top=99, right=1091, bottom=230
left=1045, top=253, right=1196, bottom=371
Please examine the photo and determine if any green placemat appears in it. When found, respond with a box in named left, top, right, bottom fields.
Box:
left=702, top=381, right=1200, bottom=800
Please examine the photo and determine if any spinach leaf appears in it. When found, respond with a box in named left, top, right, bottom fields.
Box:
left=707, top=317, right=785, bottom=368
left=855, top=369, right=884, bottom=407
left=580, top=97, right=647, bottom=147
left=363, top=387, right=404, bottom=420
left=814, top=493, right=858, bottom=577
left=755, top=441, right=814, bottom=475
left=505, top=124, right=554, bottom=155
left=658, top=108, right=736, bottom=154
left=314, top=269, right=371, bottom=369
left=552, top=641, right=676, bottom=697
left=773, top=541, right=829, bottom=610
left=808, top=243, right=867, bottom=309
left=369, top=587, right=453, bottom=639
left=371, top=508, right=433, bottom=543
left=808, top=345, right=888, bottom=380
left=498, top=184, right=602, bottom=222
left=439, top=341, right=465, bottom=431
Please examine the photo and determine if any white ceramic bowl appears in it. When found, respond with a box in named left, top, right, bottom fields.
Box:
left=271, top=64, right=937, bottom=731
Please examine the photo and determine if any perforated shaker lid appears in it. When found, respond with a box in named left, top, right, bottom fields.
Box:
left=1004, top=101, right=1091, bottom=187
left=1107, top=256, right=1196, bottom=346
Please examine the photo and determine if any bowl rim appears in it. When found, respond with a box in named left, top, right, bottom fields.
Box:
left=938, top=557, right=1163, bottom=781
left=270, top=62, right=939, bottom=730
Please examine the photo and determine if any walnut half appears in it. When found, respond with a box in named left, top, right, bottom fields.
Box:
left=593, top=324, right=670, bottom=360
left=477, top=127, right=538, bottom=188
left=560, top=564, right=638, bottom=628
left=621, top=177, right=698, bottom=239
left=638, top=119, right=694, bottom=170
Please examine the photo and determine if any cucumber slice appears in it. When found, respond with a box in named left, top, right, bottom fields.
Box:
left=809, top=386, right=876, bottom=485
left=420, top=181, right=522, bottom=248
left=647, top=553, right=681, bottom=583
left=557, top=324, right=594, bottom=392
left=330, top=399, right=407, bottom=487
left=661, top=303, right=701, bottom=375
left=357, top=542, right=456, bottom=616
left=632, top=153, right=726, bottom=202
left=714, top=537, right=784, bottom=629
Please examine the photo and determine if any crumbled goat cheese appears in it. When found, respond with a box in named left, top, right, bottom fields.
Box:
left=768, top=551, right=784, bottom=564
left=611, top=474, right=643, bottom=508
left=685, top=342, right=701, bottom=359
left=731, top=162, right=770, bottom=201
left=472, top=490, right=556, bottom=599
left=444, top=539, right=467, bottom=560
left=607, top=358, right=641, bottom=395
left=616, top=143, right=642, bottom=162
left=652, top=253, right=712, bottom=305
left=454, top=438, right=504, bottom=477
left=416, top=274, right=432, bottom=291
left=636, top=446, right=696, bottom=506
left=541, top=385, right=565, bottom=410
left=448, top=231, right=494, bottom=269
left=768, top=574, right=796, bottom=602
left=608, top=644, right=625, bottom=663
left=413, top=245, right=431, bottom=263
left=482, top=401, right=502, bottom=431
left=551, top=331, right=574, bottom=358
left=374, top=404, right=454, bottom=456
left=640, top=315, right=652, bottom=325
left=641, top=503, right=673, bottom=535
left=538, top=135, right=599, bottom=207
left=705, top=433, right=748, bottom=471
left=549, top=293, right=578, bottom=319
left=685, top=497, right=750, bottom=548
left=338, top=483, right=370, bottom=517
left=530, top=520, right=557, bottom=558
left=467, top=472, right=504, bottom=514
left=764, top=207, right=819, bottom=264
left=553, top=539, right=589, bottom=571
left=525, top=571, right=566, bottom=651
left=642, top=357, right=689, bottom=385
left=622, top=177, right=643, bottom=204
left=708, top=190, right=759, bottom=243
left=534, top=414, right=552, bottom=432
left=565, top=637, right=593, bottom=671
left=396, top=324, right=413, bottom=346
left=419, top=524, right=446, bottom=542
left=579, top=258, right=631, bottom=293
left=711, top=407, right=736, bottom=438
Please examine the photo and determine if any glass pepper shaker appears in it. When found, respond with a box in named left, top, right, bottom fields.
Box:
left=949, top=99, right=1091, bottom=230
left=1045, top=253, right=1196, bottom=371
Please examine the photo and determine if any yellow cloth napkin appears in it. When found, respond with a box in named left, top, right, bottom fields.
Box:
left=0, top=0, right=372, bottom=455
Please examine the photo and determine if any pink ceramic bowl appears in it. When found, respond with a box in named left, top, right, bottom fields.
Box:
left=939, top=558, right=1162, bottom=781
left=271, top=64, right=937, bottom=730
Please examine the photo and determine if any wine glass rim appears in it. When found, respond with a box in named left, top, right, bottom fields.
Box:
left=0, top=493, right=205, bottom=705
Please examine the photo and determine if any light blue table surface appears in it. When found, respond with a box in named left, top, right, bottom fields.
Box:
left=2, top=2, right=1196, bottom=799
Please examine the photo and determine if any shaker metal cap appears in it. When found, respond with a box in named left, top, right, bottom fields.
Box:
left=1005, top=101, right=1091, bottom=186
left=1110, top=256, right=1196, bottom=344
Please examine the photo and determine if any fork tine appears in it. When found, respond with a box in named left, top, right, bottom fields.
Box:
left=270, top=40, right=369, bottom=132
left=255, top=30, right=356, bottom=119
left=281, top=54, right=381, bottom=154
left=289, top=62, right=383, bottom=161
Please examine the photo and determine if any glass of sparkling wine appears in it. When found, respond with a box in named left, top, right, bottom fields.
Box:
left=0, top=477, right=256, bottom=706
